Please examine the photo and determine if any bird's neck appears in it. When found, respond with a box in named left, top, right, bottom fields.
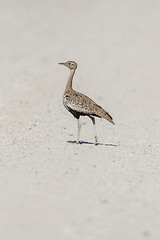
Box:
left=65, top=69, right=75, bottom=91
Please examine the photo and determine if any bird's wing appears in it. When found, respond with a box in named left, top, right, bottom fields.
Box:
left=64, top=90, right=114, bottom=124
left=64, top=91, right=102, bottom=114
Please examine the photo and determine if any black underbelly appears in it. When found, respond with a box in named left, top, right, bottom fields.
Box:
left=69, top=108, right=101, bottom=119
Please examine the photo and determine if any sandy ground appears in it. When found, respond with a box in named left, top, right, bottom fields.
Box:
left=0, top=0, right=160, bottom=239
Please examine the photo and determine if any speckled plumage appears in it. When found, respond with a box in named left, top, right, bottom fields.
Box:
left=63, top=89, right=114, bottom=123
left=59, top=61, right=114, bottom=144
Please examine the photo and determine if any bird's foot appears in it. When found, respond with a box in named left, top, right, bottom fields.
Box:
left=95, top=136, right=98, bottom=145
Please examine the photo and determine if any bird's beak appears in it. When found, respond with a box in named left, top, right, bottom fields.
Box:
left=58, top=62, right=65, bottom=65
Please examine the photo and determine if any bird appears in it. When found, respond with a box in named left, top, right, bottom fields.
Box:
left=59, top=61, right=115, bottom=145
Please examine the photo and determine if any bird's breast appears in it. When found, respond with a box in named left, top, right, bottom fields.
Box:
left=63, top=94, right=79, bottom=112
left=63, top=95, right=69, bottom=110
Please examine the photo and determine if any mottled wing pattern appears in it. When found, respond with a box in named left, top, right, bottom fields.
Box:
left=64, top=90, right=99, bottom=114
left=63, top=90, right=114, bottom=124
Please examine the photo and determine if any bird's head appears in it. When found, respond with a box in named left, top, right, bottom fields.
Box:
left=59, top=61, right=77, bottom=70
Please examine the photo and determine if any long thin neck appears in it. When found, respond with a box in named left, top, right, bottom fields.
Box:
left=65, top=69, right=75, bottom=91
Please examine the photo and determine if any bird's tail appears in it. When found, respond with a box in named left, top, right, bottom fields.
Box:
left=99, top=108, right=115, bottom=125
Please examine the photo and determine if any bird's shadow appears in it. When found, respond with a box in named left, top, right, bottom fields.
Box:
left=67, top=140, right=117, bottom=147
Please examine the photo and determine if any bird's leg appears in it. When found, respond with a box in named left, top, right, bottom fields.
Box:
left=77, top=118, right=81, bottom=144
left=89, top=116, right=98, bottom=145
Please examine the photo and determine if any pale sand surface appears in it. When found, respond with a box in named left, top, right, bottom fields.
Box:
left=0, top=0, right=160, bottom=239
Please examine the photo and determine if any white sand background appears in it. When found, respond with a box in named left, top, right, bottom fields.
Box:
left=0, top=0, right=160, bottom=239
